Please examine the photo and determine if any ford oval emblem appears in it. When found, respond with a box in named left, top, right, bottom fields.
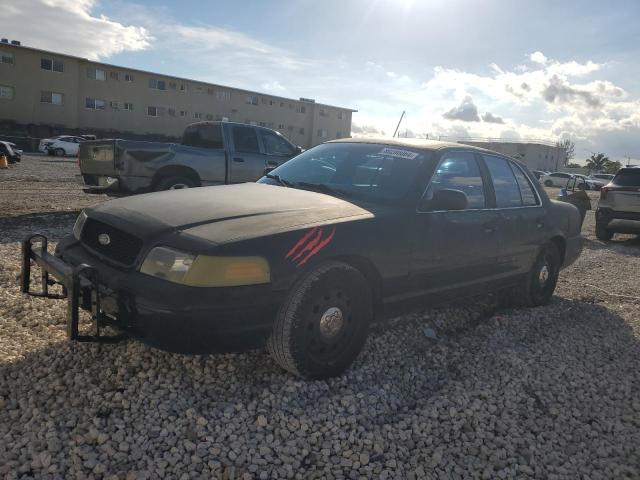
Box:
left=97, top=233, right=111, bottom=246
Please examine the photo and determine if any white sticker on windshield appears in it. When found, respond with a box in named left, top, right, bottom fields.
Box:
left=377, top=147, right=419, bottom=160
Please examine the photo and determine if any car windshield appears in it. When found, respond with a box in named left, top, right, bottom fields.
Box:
left=613, top=169, right=640, bottom=187
left=259, top=142, right=429, bottom=205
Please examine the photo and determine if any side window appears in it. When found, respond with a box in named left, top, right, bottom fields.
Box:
left=232, top=126, right=260, bottom=154
left=182, top=124, right=224, bottom=149
left=510, top=164, right=539, bottom=206
left=260, top=130, right=295, bottom=156
left=421, top=152, right=486, bottom=210
left=483, top=155, right=523, bottom=208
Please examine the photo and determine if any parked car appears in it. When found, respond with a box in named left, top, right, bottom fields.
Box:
left=572, top=174, right=597, bottom=190
left=595, top=167, right=640, bottom=240
left=540, top=172, right=574, bottom=187
left=584, top=174, right=612, bottom=190
left=39, top=136, right=85, bottom=156
left=22, top=138, right=583, bottom=379
left=0, top=141, right=21, bottom=163
left=79, top=121, right=301, bottom=195
left=532, top=170, right=549, bottom=180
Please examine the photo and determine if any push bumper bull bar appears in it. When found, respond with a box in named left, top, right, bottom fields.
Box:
left=21, top=234, right=125, bottom=344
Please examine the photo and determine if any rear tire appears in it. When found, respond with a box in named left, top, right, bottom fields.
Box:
left=595, top=222, right=614, bottom=241
left=267, top=261, right=372, bottom=379
left=544, top=180, right=553, bottom=187
left=54, top=148, right=65, bottom=157
left=515, top=243, right=562, bottom=307
left=155, top=175, right=198, bottom=191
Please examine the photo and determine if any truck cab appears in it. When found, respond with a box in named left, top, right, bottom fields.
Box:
left=79, top=122, right=301, bottom=195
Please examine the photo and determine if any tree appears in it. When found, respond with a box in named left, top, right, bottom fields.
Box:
left=603, top=160, right=622, bottom=174
left=556, top=138, right=575, bottom=166
left=566, top=162, right=582, bottom=168
left=585, top=152, right=610, bottom=171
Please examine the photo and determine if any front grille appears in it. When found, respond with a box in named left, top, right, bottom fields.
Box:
left=81, top=218, right=143, bottom=266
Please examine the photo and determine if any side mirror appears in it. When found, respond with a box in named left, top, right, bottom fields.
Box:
left=294, top=146, right=303, bottom=155
left=264, top=166, right=276, bottom=175
left=429, top=188, right=468, bottom=211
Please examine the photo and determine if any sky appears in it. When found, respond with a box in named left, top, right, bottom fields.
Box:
left=3, top=0, right=640, bottom=163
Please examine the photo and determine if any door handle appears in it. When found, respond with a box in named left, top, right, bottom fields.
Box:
left=233, top=157, right=244, bottom=162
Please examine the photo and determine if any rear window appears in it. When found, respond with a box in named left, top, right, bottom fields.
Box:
left=612, top=169, right=640, bottom=187
left=182, top=124, right=224, bottom=149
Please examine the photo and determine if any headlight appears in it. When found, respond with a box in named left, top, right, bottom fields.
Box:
left=140, top=246, right=270, bottom=287
left=73, top=210, right=88, bottom=240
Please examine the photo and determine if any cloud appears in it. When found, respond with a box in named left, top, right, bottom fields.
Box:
left=442, top=96, right=480, bottom=122
left=351, top=123, right=386, bottom=137
left=481, top=112, right=505, bottom=124
left=2, top=0, right=150, bottom=60
left=530, top=51, right=548, bottom=64
left=542, top=75, right=602, bottom=108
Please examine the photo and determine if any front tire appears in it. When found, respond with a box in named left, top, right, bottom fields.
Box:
left=267, top=261, right=372, bottom=379
left=54, top=148, right=65, bottom=157
left=516, top=243, right=562, bottom=307
left=544, top=180, right=553, bottom=187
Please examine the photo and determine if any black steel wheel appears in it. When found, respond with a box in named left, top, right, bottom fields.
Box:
left=54, top=148, right=65, bottom=157
left=517, top=243, right=562, bottom=307
left=155, top=175, right=198, bottom=191
left=268, top=261, right=372, bottom=379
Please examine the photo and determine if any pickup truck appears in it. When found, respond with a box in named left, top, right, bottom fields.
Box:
left=79, top=121, right=301, bottom=195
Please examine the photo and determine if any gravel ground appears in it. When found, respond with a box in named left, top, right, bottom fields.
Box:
left=1, top=158, right=639, bottom=479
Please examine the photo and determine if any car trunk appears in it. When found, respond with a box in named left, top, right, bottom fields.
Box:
left=79, top=140, right=118, bottom=177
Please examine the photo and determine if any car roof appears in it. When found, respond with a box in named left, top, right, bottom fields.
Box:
left=325, top=136, right=498, bottom=153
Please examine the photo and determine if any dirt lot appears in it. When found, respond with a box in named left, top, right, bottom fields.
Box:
left=1, top=155, right=639, bottom=479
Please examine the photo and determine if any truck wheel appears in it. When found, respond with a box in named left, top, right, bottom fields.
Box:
left=267, top=261, right=372, bottom=379
left=54, top=148, right=65, bottom=157
left=544, top=180, right=553, bottom=187
left=155, top=176, right=197, bottom=191
left=595, top=222, right=614, bottom=241
left=515, top=243, right=561, bottom=307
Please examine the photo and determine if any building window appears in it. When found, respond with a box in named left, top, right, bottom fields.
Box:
left=317, top=129, right=327, bottom=138
left=194, top=112, right=202, bottom=119
left=215, top=90, right=230, bottom=101
left=110, top=101, right=119, bottom=109
left=207, top=88, right=214, bottom=95
left=269, top=100, right=274, bottom=106
left=168, top=108, right=176, bottom=117
left=299, top=127, right=305, bottom=135
left=319, top=108, right=328, bottom=117
left=245, top=95, right=259, bottom=106
left=280, top=102, right=285, bottom=107
left=0, top=51, right=14, bottom=64
left=41, top=91, right=63, bottom=105
left=338, top=112, right=344, bottom=120
left=277, top=124, right=285, bottom=130
left=206, top=114, right=214, bottom=121
left=87, top=68, right=106, bottom=81
left=296, top=106, right=306, bottom=114
left=180, top=84, right=186, bottom=92
left=149, top=79, right=166, bottom=90
left=180, top=110, right=187, bottom=117
left=41, top=58, right=64, bottom=72
left=85, top=97, right=105, bottom=109
left=0, top=85, right=14, bottom=99
left=169, top=82, right=177, bottom=90
left=124, top=102, right=133, bottom=111
left=124, top=73, right=134, bottom=82
left=110, top=71, right=119, bottom=80
left=147, top=106, right=158, bottom=117
left=259, top=121, right=266, bottom=127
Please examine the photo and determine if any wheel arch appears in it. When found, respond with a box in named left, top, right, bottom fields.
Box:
left=330, top=255, right=383, bottom=308
left=152, top=165, right=201, bottom=188
left=549, top=235, right=566, bottom=264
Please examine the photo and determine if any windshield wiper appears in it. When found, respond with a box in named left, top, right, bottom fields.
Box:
left=265, top=173, right=294, bottom=187
left=294, top=182, right=352, bottom=198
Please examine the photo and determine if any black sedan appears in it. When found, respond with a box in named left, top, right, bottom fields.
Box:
left=21, top=139, right=583, bottom=379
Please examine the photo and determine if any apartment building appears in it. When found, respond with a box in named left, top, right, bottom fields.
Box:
left=0, top=42, right=355, bottom=148
left=458, top=140, right=567, bottom=171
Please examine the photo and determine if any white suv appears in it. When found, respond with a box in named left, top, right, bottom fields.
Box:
left=38, top=136, right=84, bottom=156
left=595, top=168, right=640, bottom=240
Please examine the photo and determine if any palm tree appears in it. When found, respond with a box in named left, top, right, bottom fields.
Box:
left=585, top=153, right=610, bottom=171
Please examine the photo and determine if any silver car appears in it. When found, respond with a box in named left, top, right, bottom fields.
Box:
left=595, top=168, right=640, bottom=240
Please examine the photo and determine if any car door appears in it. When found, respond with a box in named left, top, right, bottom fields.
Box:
left=409, top=151, right=502, bottom=295
left=228, top=125, right=266, bottom=183
left=482, top=155, right=545, bottom=277
left=258, top=129, right=298, bottom=171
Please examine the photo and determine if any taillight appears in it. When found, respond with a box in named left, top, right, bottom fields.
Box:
left=600, top=186, right=609, bottom=200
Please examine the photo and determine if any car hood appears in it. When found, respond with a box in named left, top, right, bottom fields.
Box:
left=89, top=183, right=374, bottom=244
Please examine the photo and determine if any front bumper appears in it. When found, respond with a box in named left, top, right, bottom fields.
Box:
left=21, top=235, right=281, bottom=353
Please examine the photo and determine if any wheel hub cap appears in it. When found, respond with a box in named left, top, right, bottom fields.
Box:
left=169, top=183, right=189, bottom=190
left=539, top=263, right=550, bottom=286
left=319, top=307, right=344, bottom=339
